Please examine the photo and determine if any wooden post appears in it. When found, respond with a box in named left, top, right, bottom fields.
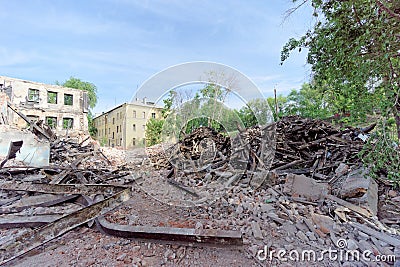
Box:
left=274, top=87, right=279, bottom=119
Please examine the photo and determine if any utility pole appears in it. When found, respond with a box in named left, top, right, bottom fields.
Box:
left=274, top=85, right=278, bottom=119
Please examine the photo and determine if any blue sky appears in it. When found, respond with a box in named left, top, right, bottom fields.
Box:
left=0, top=0, right=313, bottom=114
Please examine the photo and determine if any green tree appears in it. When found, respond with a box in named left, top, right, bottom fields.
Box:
left=57, top=77, right=98, bottom=136
left=236, top=98, right=275, bottom=127
left=285, top=83, right=332, bottom=119
left=281, top=0, right=400, bottom=140
left=145, top=118, right=164, bottom=146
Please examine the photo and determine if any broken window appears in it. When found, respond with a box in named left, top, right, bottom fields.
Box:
left=47, top=91, right=58, bottom=104
left=28, top=89, right=39, bottom=102
left=64, top=94, right=73, bottom=105
left=151, top=112, right=156, bottom=119
left=133, top=110, right=136, bottom=118
left=46, top=117, right=57, bottom=129
left=63, top=118, right=73, bottom=129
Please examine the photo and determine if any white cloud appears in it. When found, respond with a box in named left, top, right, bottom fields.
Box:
left=0, top=47, right=36, bottom=67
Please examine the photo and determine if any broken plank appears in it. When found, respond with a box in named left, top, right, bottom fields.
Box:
left=0, top=194, right=78, bottom=214
left=0, top=188, right=130, bottom=265
left=326, top=194, right=372, bottom=218
left=167, top=180, right=199, bottom=197
left=0, top=214, right=62, bottom=228
left=350, top=222, right=400, bottom=247
left=0, top=182, right=128, bottom=195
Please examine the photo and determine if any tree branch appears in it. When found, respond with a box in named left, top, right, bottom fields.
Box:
left=376, top=0, right=400, bottom=21
left=283, top=0, right=309, bottom=23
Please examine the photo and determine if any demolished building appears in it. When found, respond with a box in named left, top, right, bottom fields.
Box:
left=0, top=76, right=89, bottom=136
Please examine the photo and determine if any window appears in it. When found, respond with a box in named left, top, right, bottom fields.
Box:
left=113, top=118, right=115, bottom=124
left=142, top=111, right=146, bottom=118
left=151, top=112, right=156, bottom=119
left=108, top=128, right=110, bottom=134
left=64, top=94, right=73, bottom=105
left=132, top=138, right=136, bottom=146
left=120, top=138, right=122, bottom=146
left=133, top=110, right=136, bottom=118
left=142, top=125, right=145, bottom=130
left=132, top=124, right=136, bottom=131
left=28, top=89, right=39, bottom=102
left=117, top=126, right=119, bottom=133
left=117, top=113, right=119, bottom=120
left=46, top=117, right=57, bottom=129
left=142, top=138, right=146, bottom=145
left=47, top=91, right=58, bottom=104
left=112, top=132, right=115, bottom=139
left=63, top=118, right=73, bottom=129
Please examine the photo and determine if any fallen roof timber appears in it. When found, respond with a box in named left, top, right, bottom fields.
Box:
left=96, top=216, right=243, bottom=245
left=0, top=188, right=130, bottom=265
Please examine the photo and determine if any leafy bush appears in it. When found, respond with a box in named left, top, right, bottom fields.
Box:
left=359, top=122, right=400, bottom=187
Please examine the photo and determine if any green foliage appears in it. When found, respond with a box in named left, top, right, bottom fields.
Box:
left=145, top=118, right=164, bottom=146
left=99, top=136, right=107, bottom=146
left=236, top=106, right=257, bottom=128
left=57, top=77, right=98, bottom=109
left=359, top=122, right=400, bottom=187
left=87, top=111, right=98, bottom=137
left=282, top=0, right=400, bottom=139
left=285, top=83, right=332, bottom=119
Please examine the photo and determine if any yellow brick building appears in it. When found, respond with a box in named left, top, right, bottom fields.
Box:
left=93, top=99, right=162, bottom=149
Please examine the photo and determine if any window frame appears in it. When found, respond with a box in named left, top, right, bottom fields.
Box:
left=62, top=118, right=74, bottom=129
left=28, top=88, right=40, bottom=102
left=47, top=91, right=58, bottom=104
left=64, top=93, right=73, bottom=106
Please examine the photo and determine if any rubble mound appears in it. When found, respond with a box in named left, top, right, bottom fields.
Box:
left=179, top=126, right=231, bottom=161
left=272, top=116, right=366, bottom=179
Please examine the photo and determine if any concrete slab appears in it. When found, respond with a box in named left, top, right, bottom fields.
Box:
left=0, top=126, right=49, bottom=167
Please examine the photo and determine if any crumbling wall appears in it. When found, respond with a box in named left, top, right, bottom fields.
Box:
left=0, top=76, right=88, bottom=136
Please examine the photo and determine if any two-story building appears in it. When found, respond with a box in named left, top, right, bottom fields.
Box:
left=93, top=99, right=162, bottom=149
left=0, top=76, right=89, bottom=135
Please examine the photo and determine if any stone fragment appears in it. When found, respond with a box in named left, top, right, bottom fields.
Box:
left=251, top=221, right=263, bottom=240
left=283, top=174, right=329, bottom=201
left=339, top=167, right=378, bottom=216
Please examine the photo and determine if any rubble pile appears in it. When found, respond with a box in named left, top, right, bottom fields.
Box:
left=271, top=116, right=367, bottom=179
left=0, top=115, right=399, bottom=266
left=179, top=126, right=231, bottom=161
